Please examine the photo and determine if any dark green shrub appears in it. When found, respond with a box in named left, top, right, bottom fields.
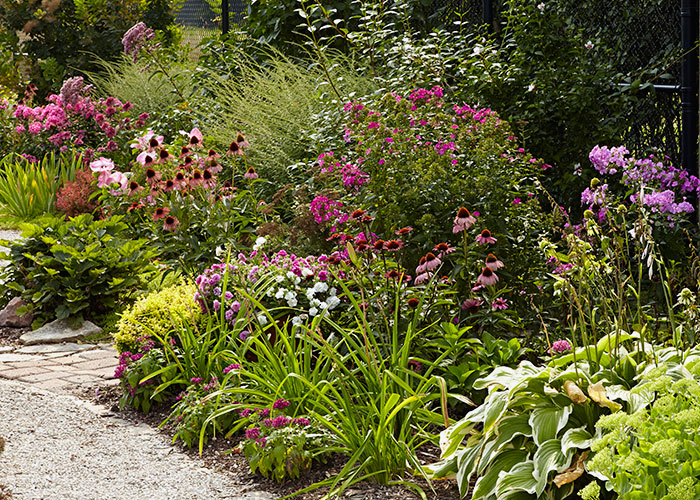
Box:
left=0, top=214, right=158, bottom=324
left=0, top=0, right=177, bottom=97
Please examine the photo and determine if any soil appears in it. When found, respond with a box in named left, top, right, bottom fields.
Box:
left=72, top=384, right=462, bottom=500
left=0, top=326, right=28, bottom=348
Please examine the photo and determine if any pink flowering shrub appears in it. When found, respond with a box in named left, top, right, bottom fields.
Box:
left=0, top=77, right=143, bottom=165
left=306, top=87, right=553, bottom=308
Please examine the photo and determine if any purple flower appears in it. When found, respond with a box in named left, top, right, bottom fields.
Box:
left=223, top=363, right=241, bottom=374
left=245, top=427, right=261, bottom=440
left=273, top=398, right=290, bottom=410
left=292, top=417, right=311, bottom=426
left=550, top=340, right=572, bottom=355
left=190, top=377, right=204, bottom=384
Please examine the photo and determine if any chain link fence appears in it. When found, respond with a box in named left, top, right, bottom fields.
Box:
left=175, top=0, right=246, bottom=48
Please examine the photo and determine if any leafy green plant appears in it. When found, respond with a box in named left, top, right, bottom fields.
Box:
left=428, top=333, right=649, bottom=499
left=0, top=0, right=176, bottom=96
left=117, top=347, right=175, bottom=413
left=240, top=405, right=332, bottom=481
left=0, top=214, right=158, bottom=324
left=0, top=152, right=80, bottom=219
left=585, top=347, right=700, bottom=499
left=165, top=375, right=238, bottom=448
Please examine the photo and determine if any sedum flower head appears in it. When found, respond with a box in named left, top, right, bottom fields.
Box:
left=649, top=438, right=680, bottom=461
left=668, top=477, right=698, bottom=500
left=578, top=480, right=601, bottom=500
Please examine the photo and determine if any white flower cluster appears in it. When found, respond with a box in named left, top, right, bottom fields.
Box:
left=266, top=271, right=340, bottom=326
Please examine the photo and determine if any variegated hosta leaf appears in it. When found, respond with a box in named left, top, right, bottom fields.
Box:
left=478, top=414, right=533, bottom=474
left=473, top=361, right=548, bottom=392
left=533, top=439, right=572, bottom=496
left=560, top=426, right=592, bottom=455
left=495, top=460, right=537, bottom=497
left=529, top=406, right=573, bottom=446
left=587, top=382, right=622, bottom=411
left=471, top=449, right=529, bottom=499
left=553, top=451, right=589, bottom=487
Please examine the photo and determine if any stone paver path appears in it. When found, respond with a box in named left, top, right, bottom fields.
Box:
left=0, top=342, right=119, bottom=392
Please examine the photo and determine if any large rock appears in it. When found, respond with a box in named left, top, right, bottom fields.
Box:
left=20, top=319, right=102, bottom=346
left=0, top=297, right=33, bottom=328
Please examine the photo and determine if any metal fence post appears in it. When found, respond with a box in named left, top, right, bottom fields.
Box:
left=222, top=0, right=230, bottom=34
left=483, top=0, right=494, bottom=33
left=681, top=0, right=699, bottom=180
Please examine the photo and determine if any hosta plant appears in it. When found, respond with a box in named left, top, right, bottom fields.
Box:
left=428, top=333, right=645, bottom=499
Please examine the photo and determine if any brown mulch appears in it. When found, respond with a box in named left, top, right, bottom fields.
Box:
left=71, top=384, right=461, bottom=500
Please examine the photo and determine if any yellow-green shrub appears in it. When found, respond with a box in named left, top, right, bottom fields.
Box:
left=114, top=282, right=199, bottom=353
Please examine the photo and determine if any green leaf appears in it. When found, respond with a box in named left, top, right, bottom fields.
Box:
left=496, top=461, right=537, bottom=497
left=529, top=406, right=572, bottom=446
left=472, top=449, right=529, bottom=499
left=560, top=426, right=592, bottom=455
left=533, top=439, right=570, bottom=496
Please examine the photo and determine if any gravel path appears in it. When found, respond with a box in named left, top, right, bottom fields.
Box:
left=0, top=379, right=273, bottom=500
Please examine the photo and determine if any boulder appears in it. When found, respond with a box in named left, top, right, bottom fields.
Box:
left=0, top=297, right=33, bottom=328
left=20, top=319, right=102, bottom=346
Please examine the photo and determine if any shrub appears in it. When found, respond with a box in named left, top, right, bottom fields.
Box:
left=0, top=0, right=176, bottom=97
left=0, top=214, right=158, bottom=324
left=114, top=282, right=201, bottom=353
left=586, top=348, right=700, bottom=498
left=0, top=80, right=145, bottom=165
left=55, top=168, right=98, bottom=217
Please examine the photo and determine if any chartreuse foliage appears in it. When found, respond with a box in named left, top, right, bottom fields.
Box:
left=113, top=282, right=201, bottom=353
left=586, top=346, right=700, bottom=499
left=428, top=333, right=646, bottom=499
left=0, top=214, right=158, bottom=324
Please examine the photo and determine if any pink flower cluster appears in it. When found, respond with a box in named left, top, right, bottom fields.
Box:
left=309, top=195, right=349, bottom=231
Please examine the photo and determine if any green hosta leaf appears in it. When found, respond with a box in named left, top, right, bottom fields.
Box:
left=484, top=391, right=509, bottom=434
left=529, top=406, right=572, bottom=446
left=479, top=414, right=532, bottom=474
left=533, top=439, right=571, bottom=496
left=560, top=426, right=592, bottom=455
left=472, top=449, right=529, bottom=499
left=496, top=461, right=537, bottom=497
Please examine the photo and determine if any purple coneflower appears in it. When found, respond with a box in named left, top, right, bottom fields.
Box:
left=485, top=253, right=504, bottom=271
left=423, top=252, right=441, bottom=271
left=385, top=239, right=403, bottom=252
left=137, top=151, right=155, bottom=166
left=208, top=160, right=222, bottom=174
left=491, top=297, right=508, bottom=310
left=407, top=297, right=420, bottom=308
left=415, top=256, right=427, bottom=275
left=202, top=169, right=216, bottom=188
left=153, top=207, right=169, bottom=220
left=236, top=132, right=250, bottom=149
left=475, top=229, right=497, bottom=245
left=190, top=170, right=204, bottom=187
left=460, top=297, right=483, bottom=313
left=163, top=215, right=180, bottom=232
left=396, top=226, right=413, bottom=236
left=477, top=267, right=499, bottom=286
left=128, top=181, right=143, bottom=196
left=244, top=167, right=258, bottom=179
left=158, top=148, right=172, bottom=163
left=433, top=242, right=455, bottom=256
left=188, top=127, right=203, bottom=148
left=145, top=168, right=161, bottom=185
left=372, top=239, right=386, bottom=252
left=227, top=141, right=243, bottom=156
left=414, top=272, right=433, bottom=285
left=453, top=207, right=476, bottom=233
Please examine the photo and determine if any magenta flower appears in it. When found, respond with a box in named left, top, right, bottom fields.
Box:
left=188, top=127, right=203, bottom=148
left=273, top=398, right=290, bottom=410
left=223, top=363, right=241, bottom=374
left=550, top=340, right=572, bottom=354
left=460, top=297, right=483, bottom=313
left=245, top=427, right=261, bottom=440
left=491, top=297, right=508, bottom=310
